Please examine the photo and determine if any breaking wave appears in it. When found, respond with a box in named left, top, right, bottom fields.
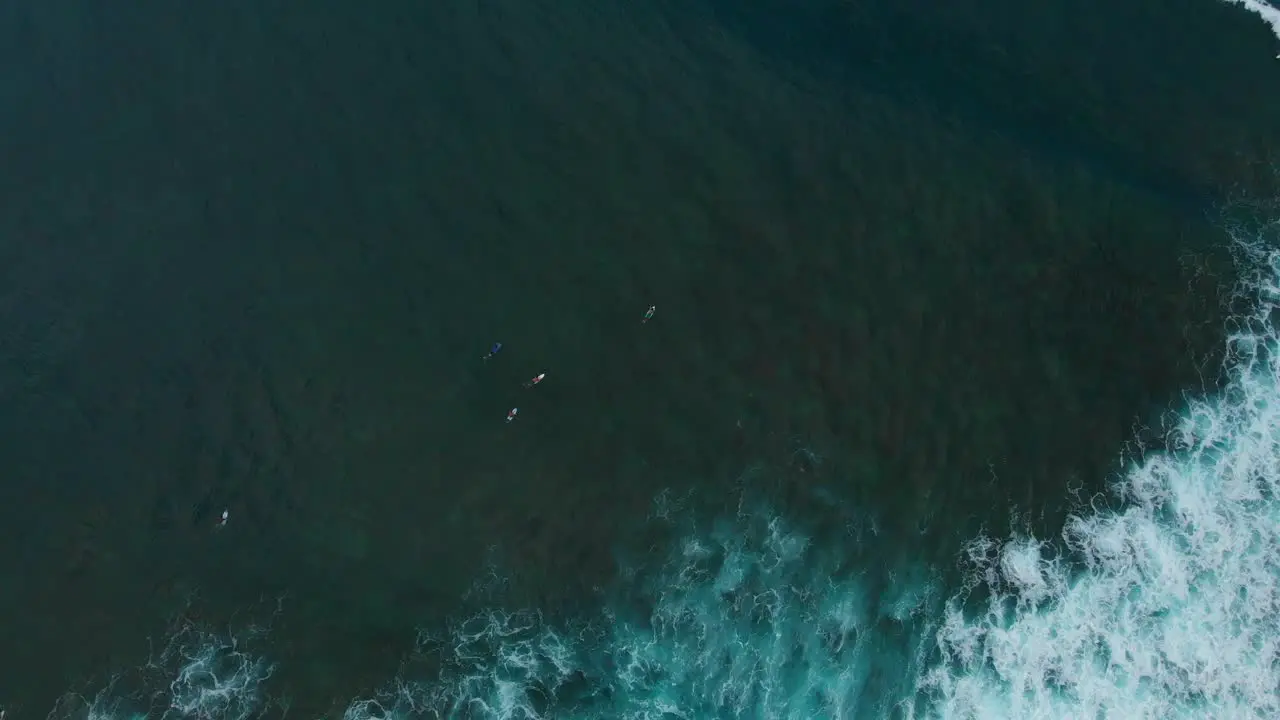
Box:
left=1221, top=0, right=1280, bottom=43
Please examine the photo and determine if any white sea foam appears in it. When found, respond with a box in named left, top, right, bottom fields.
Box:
left=47, top=611, right=279, bottom=720
left=914, top=229, right=1280, bottom=719
left=1222, top=0, right=1280, bottom=43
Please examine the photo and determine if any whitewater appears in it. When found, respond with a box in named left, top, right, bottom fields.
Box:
left=1223, top=0, right=1280, bottom=44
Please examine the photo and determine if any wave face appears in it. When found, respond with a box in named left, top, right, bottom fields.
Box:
left=45, top=221, right=1280, bottom=720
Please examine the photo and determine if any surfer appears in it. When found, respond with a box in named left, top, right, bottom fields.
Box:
left=523, top=372, right=546, bottom=388
left=483, top=342, right=503, bottom=362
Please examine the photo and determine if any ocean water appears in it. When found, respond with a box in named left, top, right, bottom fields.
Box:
left=1, top=0, right=1279, bottom=718
left=33, top=224, right=1280, bottom=720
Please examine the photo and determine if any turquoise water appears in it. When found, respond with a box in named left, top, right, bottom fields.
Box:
left=1, top=0, right=1278, bottom=718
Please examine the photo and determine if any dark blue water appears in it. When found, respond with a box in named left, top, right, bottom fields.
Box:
left=0, top=0, right=1277, bottom=717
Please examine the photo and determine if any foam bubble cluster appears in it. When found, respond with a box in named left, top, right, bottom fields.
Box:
left=159, top=621, right=277, bottom=720
left=49, top=614, right=277, bottom=720
left=341, top=504, right=940, bottom=719
left=914, top=233, right=1280, bottom=719
left=1221, top=0, right=1280, bottom=44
